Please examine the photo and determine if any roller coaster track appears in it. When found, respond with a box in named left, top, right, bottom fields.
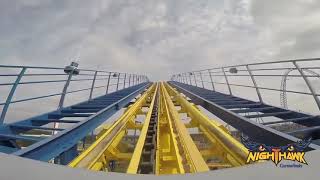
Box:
left=1, top=58, right=320, bottom=176
left=280, top=69, right=320, bottom=109
left=68, top=82, right=248, bottom=174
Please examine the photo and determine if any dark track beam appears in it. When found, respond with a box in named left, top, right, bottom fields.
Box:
left=169, top=81, right=320, bottom=150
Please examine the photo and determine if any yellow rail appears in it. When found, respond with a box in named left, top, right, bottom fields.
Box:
left=68, top=84, right=156, bottom=171
left=68, top=82, right=248, bottom=174
left=164, top=82, right=248, bottom=168
left=126, top=83, right=159, bottom=174
left=156, top=82, right=209, bottom=174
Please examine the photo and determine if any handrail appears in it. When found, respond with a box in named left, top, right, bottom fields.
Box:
left=0, top=63, right=149, bottom=124
left=183, top=57, right=320, bottom=72
left=171, top=58, right=320, bottom=111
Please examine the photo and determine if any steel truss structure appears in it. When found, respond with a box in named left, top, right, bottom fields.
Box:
left=0, top=63, right=149, bottom=164
left=171, top=58, right=320, bottom=149
left=68, top=82, right=248, bottom=174
left=0, top=58, right=319, bottom=175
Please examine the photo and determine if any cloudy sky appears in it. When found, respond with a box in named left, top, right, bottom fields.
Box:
left=0, top=0, right=320, bottom=80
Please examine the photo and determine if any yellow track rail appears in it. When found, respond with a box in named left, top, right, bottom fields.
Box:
left=68, top=82, right=248, bottom=174
left=68, top=84, right=157, bottom=171
left=156, top=82, right=209, bottom=174
left=126, top=83, right=158, bottom=174
left=163, top=82, right=248, bottom=168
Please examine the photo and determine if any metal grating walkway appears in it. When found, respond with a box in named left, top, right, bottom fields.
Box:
left=0, top=82, right=150, bottom=163
left=169, top=81, right=320, bottom=149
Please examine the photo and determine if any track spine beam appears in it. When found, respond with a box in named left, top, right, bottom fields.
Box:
left=69, top=84, right=157, bottom=171
left=127, top=83, right=159, bottom=174
left=156, top=82, right=209, bottom=174
left=164, top=83, right=248, bottom=167
left=13, top=83, right=150, bottom=162
left=169, top=81, right=320, bottom=149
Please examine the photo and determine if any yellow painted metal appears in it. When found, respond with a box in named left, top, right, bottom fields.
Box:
left=68, top=84, right=156, bottom=170
left=126, top=83, right=159, bottom=174
left=69, top=82, right=248, bottom=174
left=164, top=82, right=248, bottom=167
left=156, top=82, right=209, bottom=175
left=156, top=83, right=185, bottom=174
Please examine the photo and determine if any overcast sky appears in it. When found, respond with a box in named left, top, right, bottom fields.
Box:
left=1, top=0, right=320, bottom=80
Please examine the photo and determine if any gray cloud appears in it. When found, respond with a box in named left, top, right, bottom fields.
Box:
left=0, top=0, right=320, bottom=80
left=1, top=0, right=320, bottom=122
left=250, top=0, right=320, bottom=59
left=0, top=0, right=259, bottom=80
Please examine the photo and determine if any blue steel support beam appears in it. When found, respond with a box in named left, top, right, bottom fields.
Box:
left=105, top=72, right=111, bottom=94
left=10, top=125, right=65, bottom=132
left=169, top=81, right=320, bottom=150
left=89, top=71, right=98, bottom=100
left=12, top=83, right=150, bottom=161
left=59, top=145, right=78, bottom=165
left=170, top=82, right=320, bottom=127
left=0, top=134, right=42, bottom=142
left=57, top=72, right=73, bottom=110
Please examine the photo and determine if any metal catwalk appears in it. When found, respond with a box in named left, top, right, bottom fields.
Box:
left=0, top=58, right=319, bottom=175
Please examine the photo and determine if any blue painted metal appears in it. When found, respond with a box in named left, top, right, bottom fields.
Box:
left=31, top=119, right=80, bottom=126
left=61, top=109, right=100, bottom=113
left=0, top=67, right=26, bottom=124
left=123, top=73, right=127, bottom=89
left=172, top=59, right=320, bottom=112
left=0, top=78, right=108, bottom=86
left=199, top=71, right=204, bottom=88
left=0, top=64, right=148, bottom=123
left=116, top=73, right=120, bottom=91
left=169, top=81, right=320, bottom=149
left=128, top=74, right=131, bottom=87
left=10, top=124, right=64, bottom=132
left=208, top=70, right=215, bottom=91
left=262, top=116, right=319, bottom=125
left=0, top=63, right=149, bottom=164
left=59, top=145, right=78, bottom=165
left=193, top=72, right=197, bottom=87
left=243, top=111, right=292, bottom=119
left=89, top=71, right=98, bottom=100
left=222, top=67, right=232, bottom=95
left=0, top=145, right=18, bottom=153
left=232, top=107, right=276, bottom=113
left=0, top=134, right=42, bottom=142
left=246, top=65, right=263, bottom=103
left=48, top=113, right=93, bottom=118
left=57, top=72, right=73, bottom=110
left=10, top=82, right=150, bottom=162
left=105, top=72, right=112, bottom=94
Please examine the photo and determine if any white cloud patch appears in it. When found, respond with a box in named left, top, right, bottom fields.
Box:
left=1, top=0, right=320, bottom=121
left=250, top=0, right=320, bottom=59
left=0, top=0, right=280, bottom=80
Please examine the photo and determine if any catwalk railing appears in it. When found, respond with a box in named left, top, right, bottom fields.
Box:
left=0, top=63, right=149, bottom=124
left=171, top=58, right=320, bottom=112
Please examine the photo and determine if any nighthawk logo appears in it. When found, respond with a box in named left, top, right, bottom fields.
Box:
left=241, top=136, right=311, bottom=166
